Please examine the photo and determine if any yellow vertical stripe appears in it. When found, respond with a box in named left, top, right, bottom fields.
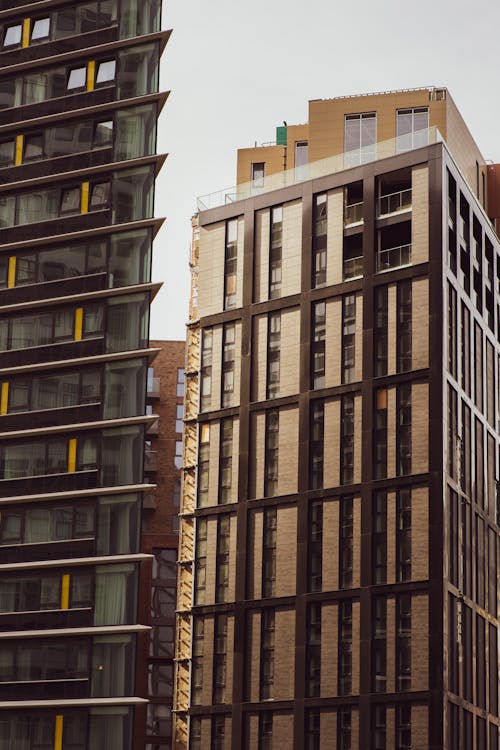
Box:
left=22, top=18, right=30, bottom=48
left=60, top=575, right=70, bottom=610
left=54, top=715, right=63, bottom=750
left=87, top=60, right=95, bottom=91
left=74, top=307, right=83, bottom=340
left=7, top=257, right=16, bottom=288
left=80, top=182, right=89, bottom=214
left=67, top=438, right=77, bottom=473
left=0, top=383, right=8, bottom=416
left=15, top=135, right=23, bottom=166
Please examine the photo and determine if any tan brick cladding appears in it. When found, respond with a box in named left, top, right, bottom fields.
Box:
left=352, top=600, right=361, bottom=694
left=198, top=221, right=225, bottom=316
left=199, top=716, right=211, bottom=747
left=254, top=208, right=270, bottom=304
left=277, top=406, right=299, bottom=496
left=386, top=707, right=395, bottom=750
left=276, top=505, right=297, bottom=596
left=387, top=491, right=397, bottom=583
left=246, top=713, right=259, bottom=749
left=273, top=712, right=294, bottom=747
left=280, top=307, right=301, bottom=396
left=226, top=616, right=235, bottom=709
left=386, top=597, right=396, bottom=693
left=353, top=394, right=362, bottom=484
left=248, top=611, right=261, bottom=702
left=233, top=320, right=242, bottom=405
left=412, top=704, right=428, bottom=750
left=412, top=277, right=429, bottom=369
left=209, top=325, right=223, bottom=412
left=320, top=712, right=337, bottom=750
left=352, top=497, right=361, bottom=588
left=411, top=165, right=429, bottom=265
left=412, top=382, right=429, bottom=474
left=326, top=188, right=343, bottom=286
left=252, top=314, right=268, bottom=402
left=324, top=399, right=340, bottom=487
left=247, top=509, right=263, bottom=600
left=387, top=284, right=397, bottom=374
left=321, top=602, right=338, bottom=695
left=351, top=709, right=360, bottom=748
left=228, top=514, right=237, bottom=601
left=387, top=387, right=397, bottom=478
left=201, top=615, right=214, bottom=706
left=322, top=500, right=339, bottom=591
left=207, top=420, right=220, bottom=505
left=237, top=144, right=284, bottom=185
left=204, top=518, right=217, bottom=604
left=412, top=486, right=429, bottom=580
left=325, top=297, right=342, bottom=387
left=275, top=608, right=295, bottom=700
left=236, top=216, right=244, bottom=308
left=354, top=293, right=363, bottom=381
left=412, top=594, right=429, bottom=691
left=230, top=418, right=240, bottom=504
left=282, top=199, right=302, bottom=297
left=249, top=412, right=265, bottom=499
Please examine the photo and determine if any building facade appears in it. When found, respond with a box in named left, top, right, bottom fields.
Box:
left=175, top=88, right=500, bottom=749
left=0, top=2, right=168, bottom=748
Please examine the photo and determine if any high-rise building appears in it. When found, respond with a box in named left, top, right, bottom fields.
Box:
left=0, top=2, right=169, bottom=748
left=175, top=88, right=500, bottom=749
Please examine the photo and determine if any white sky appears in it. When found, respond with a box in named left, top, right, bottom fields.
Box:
left=151, top=0, right=500, bottom=340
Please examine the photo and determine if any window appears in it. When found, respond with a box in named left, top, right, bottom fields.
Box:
left=260, top=610, right=275, bottom=700
left=89, top=182, right=110, bottom=210
left=345, top=112, right=376, bottom=165
left=175, top=404, right=184, bottom=434
left=31, top=17, right=51, bottom=42
left=222, top=323, right=235, bottom=407
left=197, top=423, right=210, bottom=507
left=305, top=711, right=320, bottom=750
left=218, top=417, right=233, bottom=504
left=312, top=193, right=327, bottom=287
left=295, top=141, right=308, bottom=180
left=373, top=491, right=387, bottom=584
left=396, top=704, right=411, bottom=750
left=374, top=388, right=387, bottom=479
left=266, top=312, right=281, bottom=399
left=194, top=519, right=207, bottom=605
left=96, top=60, right=116, bottom=85
left=396, top=595, right=411, bottom=691
left=23, top=133, right=44, bottom=162
left=338, top=708, right=351, bottom=750
left=174, top=440, right=182, bottom=469
left=212, top=714, right=225, bottom=749
left=308, top=501, right=322, bottom=592
left=338, top=599, right=352, bottom=695
left=339, top=498, right=353, bottom=589
left=264, top=410, right=279, bottom=497
left=224, top=219, right=237, bottom=310
left=0, top=435, right=97, bottom=480
left=259, top=712, right=273, bottom=750
left=67, top=66, right=87, bottom=90
left=0, top=500, right=95, bottom=546
left=251, top=162, right=265, bottom=188
left=374, top=286, right=388, bottom=376
left=60, top=186, right=81, bottom=214
left=191, top=618, right=204, bottom=705
left=176, top=369, right=185, bottom=397
left=397, top=281, right=412, bottom=372
left=3, top=24, right=22, bottom=47
left=269, top=206, right=283, bottom=299
left=7, top=368, right=100, bottom=414
left=200, top=328, right=213, bottom=411
left=396, top=107, right=429, bottom=152
left=396, top=383, right=411, bottom=476
left=306, top=603, right=321, bottom=697
left=397, top=489, right=411, bottom=581
left=213, top=613, right=228, bottom=704
left=342, top=294, right=356, bottom=384
left=0, top=139, right=15, bottom=167
left=94, top=120, right=113, bottom=146
left=311, top=301, right=326, bottom=389
left=310, top=400, right=324, bottom=490
left=373, top=597, right=387, bottom=693
left=262, top=507, right=277, bottom=598
left=215, top=515, right=230, bottom=603
left=373, top=705, right=386, bottom=750
left=341, top=395, right=354, bottom=484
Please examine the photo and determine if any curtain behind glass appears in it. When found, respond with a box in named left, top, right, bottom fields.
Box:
left=94, top=564, right=136, bottom=625
left=90, top=635, right=134, bottom=696
left=88, top=708, right=131, bottom=750
left=104, top=359, right=146, bottom=418
left=96, top=495, right=140, bottom=555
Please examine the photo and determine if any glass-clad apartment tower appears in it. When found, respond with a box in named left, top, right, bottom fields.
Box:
left=0, top=1, right=168, bottom=748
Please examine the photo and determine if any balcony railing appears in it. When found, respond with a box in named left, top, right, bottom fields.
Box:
left=144, top=450, right=158, bottom=472
left=147, top=377, right=161, bottom=398
left=197, top=127, right=443, bottom=211
left=344, top=201, right=363, bottom=226
left=376, top=244, right=412, bottom=272
left=343, top=255, right=363, bottom=280
left=377, top=188, right=412, bottom=217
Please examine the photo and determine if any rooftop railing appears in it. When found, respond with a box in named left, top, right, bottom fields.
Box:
left=197, top=128, right=443, bottom=211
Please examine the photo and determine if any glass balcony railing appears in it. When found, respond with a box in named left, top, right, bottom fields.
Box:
left=376, top=244, right=412, bottom=272
left=344, top=202, right=364, bottom=225
left=198, top=127, right=443, bottom=211
left=377, top=188, right=412, bottom=217
left=343, top=255, right=363, bottom=280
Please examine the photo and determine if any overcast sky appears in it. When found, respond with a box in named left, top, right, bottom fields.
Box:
left=151, top=0, right=500, bottom=341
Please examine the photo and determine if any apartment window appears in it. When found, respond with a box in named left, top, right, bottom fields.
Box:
left=94, top=119, right=113, bottom=146
left=396, top=704, right=411, bottom=750
left=396, top=107, right=429, bottom=152
left=308, top=500, right=322, bottom=592
left=194, top=518, right=207, bottom=605
left=191, top=617, right=204, bottom=705
left=224, top=219, right=238, bottom=310
left=373, top=597, right=387, bottom=693
left=397, top=489, right=411, bottom=581
left=260, top=609, right=275, bottom=699
left=215, top=515, right=230, bottom=603
left=4, top=24, right=22, bottom=47
left=89, top=181, right=110, bottom=210
left=373, top=705, right=386, bottom=750
left=339, top=498, right=353, bottom=589
left=60, top=186, right=81, bottom=214
left=176, top=368, right=185, bottom=397
left=338, top=599, right=352, bottom=695
left=374, top=286, right=388, bottom=376
left=342, top=294, right=356, bottom=384
left=269, top=206, right=283, bottom=299
left=373, top=491, right=387, bottom=584
left=345, top=112, right=376, bottom=165
left=7, top=368, right=100, bottom=415
left=213, top=614, right=228, bottom=704
left=218, top=417, right=233, bottom=504
left=267, top=312, right=281, bottom=399
left=190, top=717, right=202, bottom=749
left=176, top=404, right=184, bottom=434
left=310, top=400, right=324, bottom=490
left=312, top=193, right=327, bottom=287
left=338, top=708, right=352, bottom=750
left=397, top=281, right=412, bottom=372
left=174, top=440, right=182, bottom=469
left=251, top=162, right=265, bottom=188
left=262, top=507, right=277, bottom=598
left=343, top=233, right=363, bottom=280
left=96, top=60, right=116, bottom=85
left=197, top=424, right=210, bottom=507
left=305, top=711, right=320, bottom=750
left=212, top=715, right=225, bottom=750
left=222, top=323, right=235, bottom=407
left=307, top=603, right=321, bottom=697
left=0, top=139, right=14, bottom=167
left=31, top=17, right=51, bottom=42
left=396, top=383, right=411, bottom=476
left=200, top=328, right=213, bottom=410
left=67, top=66, right=87, bottom=90
left=374, top=388, right=387, bottom=479
left=396, top=595, right=411, bottom=691
left=259, top=712, right=273, bottom=750
left=295, top=141, right=309, bottom=180
left=311, top=301, right=326, bottom=388
left=341, top=395, right=355, bottom=484
left=448, top=283, right=457, bottom=378
left=264, top=409, right=279, bottom=497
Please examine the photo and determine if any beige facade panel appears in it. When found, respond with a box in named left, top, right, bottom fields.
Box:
left=249, top=412, right=265, bottom=499
left=198, top=222, right=225, bottom=317
left=247, top=509, right=263, bottom=601
left=230, top=418, right=240, bottom=504
left=274, top=608, right=295, bottom=700
left=352, top=496, right=361, bottom=589
left=199, top=717, right=212, bottom=748
left=278, top=406, right=299, bottom=496
left=324, top=399, right=340, bottom=488
left=201, top=615, right=214, bottom=706
left=252, top=314, right=268, bottom=403
left=207, top=420, right=220, bottom=507
left=280, top=307, right=301, bottom=396
left=322, top=499, right=339, bottom=592
left=205, top=518, right=217, bottom=604
left=236, top=217, right=244, bottom=308
left=254, top=208, right=270, bottom=304
left=412, top=277, right=429, bottom=370
left=228, top=514, right=237, bottom=602
left=445, top=94, right=487, bottom=205
left=412, top=593, right=429, bottom=691
left=273, top=713, right=294, bottom=747
left=276, top=505, right=297, bottom=597
left=386, top=707, right=396, bottom=750
left=354, top=293, right=363, bottom=381
left=286, top=124, right=310, bottom=165
left=387, top=491, right=397, bottom=584
left=387, top=284, right=397, bottom=375
left=386, top=596, right=396, bottom=694
left=233, top=320, right=242, bottom=405
left=387, top=387, right=397, bottom=478
left=246, top=714, right=259, bottom=749
left=351, top=709, right=360, bottom=748
left=282, top=199, right=302, bottom=298
left=209, top=324, right=223, bottom=413
left=411, top=165, right=429, bottom=265
left=353, top=395, right=362, bottom=484
left=412, top=705, right=428, bottom=750
left=325, top=298, right=342, bottom=388
left=320, top=712, right=337, bottom=750
left=236, top=145, right=284, bottom=186
left=326, top=189, right=344, bottom=287
left=320, top=602, right=338, bottom=695
left=352, top=601, right=360, bottom=695
left=412, top=486, right=429, bottom=580
left=248, top=611, right=261, bottom=703
left=412, top=382, right=429, bottom=474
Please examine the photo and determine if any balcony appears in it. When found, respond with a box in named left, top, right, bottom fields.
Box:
left=343, top=255, right=363, bottom=280
left=376, top=243, right=412, bottom=272
left=144, top=450, right=158, bottom=472
left=377, top=188, right=412, bottom=217
left=147, top=377, right=161, bottom=399
left=344, top=201, right=364, bottom=226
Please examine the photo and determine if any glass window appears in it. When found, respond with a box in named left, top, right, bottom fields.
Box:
left=396, top=107, right=429, bottom=152
left=176, top=369, right=185, bottom=397
left=345, top=113, right=376, bottom=165
left=90, top=182, right=110, bottom=210
left=94, top=564, right=137, bottom=626
left=96, top=60, right=116, bottom=84
left=0, top=140, right=14, bottom=167
left=31, top=18, right=51, bottom=41
left=24, top=133, right=44, bottom=162
left=251, top=162, right=265, bottom=188
left=67, top=66, right=87, bottom=90
left=3, top=25, right=22, bottom=47
left=60, top=187, right=81, bottom=214
left=94, top=120, right=113, bottom=147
